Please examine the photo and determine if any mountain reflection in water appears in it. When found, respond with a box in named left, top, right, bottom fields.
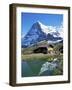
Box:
left=21, top=58, right=63, bottom=77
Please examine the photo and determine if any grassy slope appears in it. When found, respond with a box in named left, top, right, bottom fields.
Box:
left=22, top=40, right=63, bottom=54
left=22, top=53, right=63, bottom=61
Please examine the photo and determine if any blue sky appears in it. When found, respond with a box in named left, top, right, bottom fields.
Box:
left=21, top=12, right=63, bottom=37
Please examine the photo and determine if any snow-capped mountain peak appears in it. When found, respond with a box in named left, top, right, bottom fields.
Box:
left=36, top=21, right=59, bottom=36
left=22, top=21, right=63, bottom=47
left=36, top=21, right=52, bottom=34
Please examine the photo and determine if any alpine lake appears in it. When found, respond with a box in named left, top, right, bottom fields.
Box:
left=21, top=53, right=63, bottom=77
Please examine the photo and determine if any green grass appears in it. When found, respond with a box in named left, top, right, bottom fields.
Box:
left=22, top=53, right=63, bottom=62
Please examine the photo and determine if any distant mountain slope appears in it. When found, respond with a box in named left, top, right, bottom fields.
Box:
left=22, top=21, right=63, bottom=48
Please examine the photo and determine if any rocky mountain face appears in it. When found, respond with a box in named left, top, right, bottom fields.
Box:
left=21, top=21, right=63, bottom=48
